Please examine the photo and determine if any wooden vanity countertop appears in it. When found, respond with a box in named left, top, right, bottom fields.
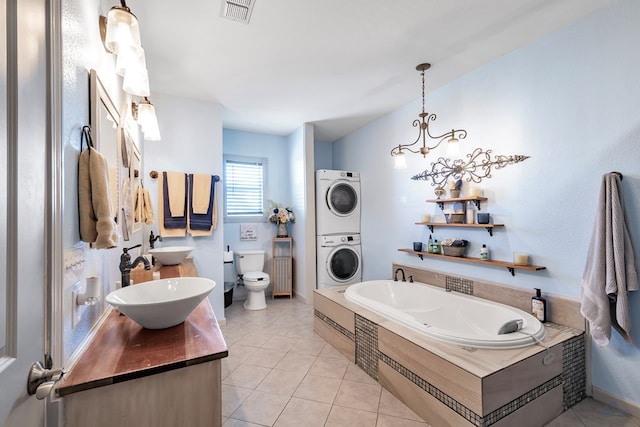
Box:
left=57, top=260, right=227, bottom=397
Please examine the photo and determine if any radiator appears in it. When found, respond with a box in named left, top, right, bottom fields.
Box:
left=273, top=256, right=291, bottom=295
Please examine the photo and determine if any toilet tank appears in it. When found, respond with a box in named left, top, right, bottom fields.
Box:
left=235, top=250, right=265, bottom=274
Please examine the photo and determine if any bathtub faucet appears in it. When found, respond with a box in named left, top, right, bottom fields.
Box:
left=120, top=244, right=151, bottom=288
left=394, top=268, right=406, bottom=282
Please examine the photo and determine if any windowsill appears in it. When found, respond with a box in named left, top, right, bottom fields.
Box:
left=223, top=217, right=268, bottom=223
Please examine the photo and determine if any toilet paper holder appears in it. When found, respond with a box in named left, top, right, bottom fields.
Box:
left=224, top=245, right=234, bottom=264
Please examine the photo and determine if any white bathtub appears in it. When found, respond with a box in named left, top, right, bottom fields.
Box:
left=345, top=280, right=546, bottom=349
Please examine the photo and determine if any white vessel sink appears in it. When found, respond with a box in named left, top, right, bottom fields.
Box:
left=106, top=277, right=215, bottom=329
left=149, top=246, right=193, bottom=265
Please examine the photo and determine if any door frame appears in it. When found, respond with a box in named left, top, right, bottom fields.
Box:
left=46, top=0, right=65, bottom=423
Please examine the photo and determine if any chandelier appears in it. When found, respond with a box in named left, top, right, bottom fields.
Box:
left=390, top=63, right=468, bottom=168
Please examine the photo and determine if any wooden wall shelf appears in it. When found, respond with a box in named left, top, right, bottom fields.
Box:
left=398, top=248, right=546, bottom=276
left=415, top=222, right=504, bottom=236
left=426, top=196, right=487, bottom=210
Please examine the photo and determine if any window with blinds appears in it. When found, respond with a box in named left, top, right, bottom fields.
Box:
left=224, top=156, right=267, bottom=220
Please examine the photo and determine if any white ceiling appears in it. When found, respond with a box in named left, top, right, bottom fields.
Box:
left=129, top=0, right=613, bottom=142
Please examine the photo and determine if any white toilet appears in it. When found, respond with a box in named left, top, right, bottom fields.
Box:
left=235, top=250, right=270, bottom=310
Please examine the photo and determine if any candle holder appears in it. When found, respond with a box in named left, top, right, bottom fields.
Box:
left=513, top=252, right=529, bottom=266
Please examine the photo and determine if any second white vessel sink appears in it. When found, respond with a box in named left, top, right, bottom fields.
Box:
left=148, top=246, right=193, bottom=265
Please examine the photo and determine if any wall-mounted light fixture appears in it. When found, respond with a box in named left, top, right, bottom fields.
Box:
left=132, top=97, right=161, bottom=141
left=103, top=1, right=141, bottom=55
left=390, top=63, right=468, bottom=168
left=100, top=1, right=150, bottom=97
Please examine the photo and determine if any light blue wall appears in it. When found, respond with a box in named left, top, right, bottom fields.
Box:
left=142, top=92, right=225, bottom=320
left=333, top=0, right=640, bottom=406
left=314, top=140, right=333, bottom=170
left=222, top=129, right=292, bottom=286
left=287, top=124, right=316, bottom=302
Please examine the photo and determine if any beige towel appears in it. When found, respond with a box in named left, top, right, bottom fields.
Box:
left=121, top=176, right=134, bottom=237
left=166, top=171, right=186, bottom=217
left=109, top=168, right=118, bottom=218
left=158, top=173, right=186, bottom=238
left=78, top=147, right=118, bottom=249
left=134, top=186, right=142, bottom=224
left=142, top=187, right=155, bottom=224
left=581, top=173, right=639, bottom=345
left=188, top=191, right=217, bottom=237
left=192, top=173, right=212, bottom=214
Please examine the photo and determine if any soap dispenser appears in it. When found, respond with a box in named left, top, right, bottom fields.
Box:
left=531, top=288, right=547, bottom=323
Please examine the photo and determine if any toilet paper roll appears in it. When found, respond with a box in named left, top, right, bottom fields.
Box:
left=223, top=251, right=234, bottom=263
left=85, top=276, right=100, bottom=298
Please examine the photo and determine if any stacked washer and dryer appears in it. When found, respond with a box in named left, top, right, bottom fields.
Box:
left=315, top=169, right=362, bottom=289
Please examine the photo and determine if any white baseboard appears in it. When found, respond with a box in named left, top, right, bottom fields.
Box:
left=592, top=386, right=640, bottom=420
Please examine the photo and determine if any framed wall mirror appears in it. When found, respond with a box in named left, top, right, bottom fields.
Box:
left=89, top=69, right=120, bottom=239
left=119, top=124, right=142, bottom=238
left=130, top=139, right=142, bottom=234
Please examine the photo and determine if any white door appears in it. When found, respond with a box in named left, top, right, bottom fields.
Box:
left=0, top=0, right=50, bottom=425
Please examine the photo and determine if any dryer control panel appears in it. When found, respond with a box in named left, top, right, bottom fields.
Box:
left=318, top=234, right=361, bottom=246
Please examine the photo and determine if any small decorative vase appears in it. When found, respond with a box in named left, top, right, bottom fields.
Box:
left=277, top=222, right=288, bottom=238
left=434, top=186, right=445, bottom=199
left=450, top=189, right=460, bottom=198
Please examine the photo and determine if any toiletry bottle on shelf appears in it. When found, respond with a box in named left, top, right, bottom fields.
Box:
left=428, top=235, right=433, bottom=253
left=480, top=244, right=488, bottom=260
left=433, top=239, right=440, bottom=254
left=532, top=288, right=547, bottom=323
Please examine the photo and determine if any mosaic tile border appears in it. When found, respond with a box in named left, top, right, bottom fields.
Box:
left=314, top=310, right=355, bottom=341
left=562, top=333, right=586, bottom=409
left=380, top=351, right=563, bottom=427
left=446, top=275, right=474, bottom=295
left=379, top=352, right=482, bottom=425
left=355, top=314, right=379, bottom=380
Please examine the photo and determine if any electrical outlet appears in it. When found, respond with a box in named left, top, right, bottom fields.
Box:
left=72, top=282, right=83, bottom=329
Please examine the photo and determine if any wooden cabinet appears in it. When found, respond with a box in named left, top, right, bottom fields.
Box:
left=272, top=237, right=293, bottom=298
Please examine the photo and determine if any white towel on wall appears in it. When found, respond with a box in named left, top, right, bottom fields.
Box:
left=580, top=172, right=639, bottom=345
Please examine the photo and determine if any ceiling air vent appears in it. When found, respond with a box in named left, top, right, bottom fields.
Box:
left=220, top=0, right=255, bottom=24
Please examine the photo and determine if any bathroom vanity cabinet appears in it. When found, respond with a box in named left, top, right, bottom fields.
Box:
left=57, top=261, right=227, bottom=427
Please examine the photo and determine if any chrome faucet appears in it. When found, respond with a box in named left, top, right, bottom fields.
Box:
left=119, top=244, right=151, bottom=288
left=394, top=268, right=406, bottom=282
left=149, top=230, right=163, bottom=249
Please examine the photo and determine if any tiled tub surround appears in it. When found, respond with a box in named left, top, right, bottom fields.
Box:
left=313, top=264, right=586, bottom=427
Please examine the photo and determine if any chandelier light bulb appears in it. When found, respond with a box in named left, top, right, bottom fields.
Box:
left=394, top=151, right=407, bottom=169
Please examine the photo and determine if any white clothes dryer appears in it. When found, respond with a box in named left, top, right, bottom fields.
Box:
left=317, top=233, right=362, bottom=288
left=316, top=169, right=361, bottom=235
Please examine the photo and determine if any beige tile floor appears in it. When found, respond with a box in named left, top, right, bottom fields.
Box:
left=220, top=297, right=640, bottom=427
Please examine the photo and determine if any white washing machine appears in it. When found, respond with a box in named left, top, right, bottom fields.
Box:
left=316, top=169, right=361, bottom=235
left=317, top=233, right=362, bottom=288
